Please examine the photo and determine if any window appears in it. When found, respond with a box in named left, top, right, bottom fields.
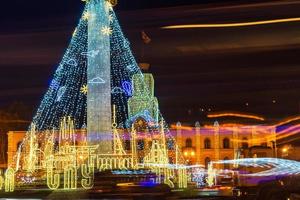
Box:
left=185, top=138, right=192, bottom=148
left=205, top=157, right=211, bottom=169
left=242, top=137, right=248, bottom=149
left=223, top=138, right=230, bottom=149
left=167, top=139, right=175, bottom=150
left=204, top=138, right=211, bottom=149
left=224, top=157, right=230, bottom=169
left=137, top=139, right=145, bottom=150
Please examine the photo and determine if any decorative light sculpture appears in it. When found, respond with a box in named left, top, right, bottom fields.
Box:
left=5, top=168, right=15, bottom=192
left=10, top=0, right=188, bottom=191
left=206, top=163, right=216, bottom=187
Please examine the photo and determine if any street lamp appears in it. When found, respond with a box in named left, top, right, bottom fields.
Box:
left=282, top=148, right=288, bottom=153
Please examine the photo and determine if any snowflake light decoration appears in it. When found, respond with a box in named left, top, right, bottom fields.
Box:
left=109, top=14, right=114, bottom=22
left=101, top=26, right=112, bottom=36
left=83, top=11, right=90, bottom=21
left=80, top=85, right=88, bottom=95
left=105, top=1, right=113, bottom=12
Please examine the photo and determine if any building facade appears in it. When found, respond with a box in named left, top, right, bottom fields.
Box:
left=5, top=122, right=277, bottom=170
left=174, top=121, right=276, bottom=168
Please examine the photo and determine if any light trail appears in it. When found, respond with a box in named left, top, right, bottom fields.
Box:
left=274, top=116, right=300, bottom=127
left=230, top=137, right=267, bottom=144
left=207, top=113, right=265, bottom=121
left=276, top=126, right=300, bottom=141
left=170, top=124, right=193, bottom=130
left=229, top=124, right=300, bottom=142
left=277, top=124, right=300, bottom=135
left=162, top=17, right=300, bottom=29
left=277, top=134, right=300, bottom=145
left=214, top=158, right=300, bottom=177
left=144, top=163, right=204, bottom=169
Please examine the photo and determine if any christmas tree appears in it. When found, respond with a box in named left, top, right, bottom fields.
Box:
left=32, top=1, right=160, bottom=132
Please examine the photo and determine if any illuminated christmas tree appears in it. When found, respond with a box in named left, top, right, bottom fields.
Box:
left=31, top=1, right=159, bottom=133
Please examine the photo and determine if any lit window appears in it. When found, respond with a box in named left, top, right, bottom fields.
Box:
left=223, top=138, right=230, bottom=149
left=204, top=138, right=211, bottom=149
left=186, top=138, right=192, bottom=148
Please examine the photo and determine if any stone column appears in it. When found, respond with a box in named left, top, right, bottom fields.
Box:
left=176, top=122, right=183, bottom=148
left=195, top=121, right=201, bottom=164
left=251, top=126, right=259, bottom=147
left=214, top=121, right=220, bottom=162
left=87, top=0, right=112, bottom=154
left=7, top=131, right=14, bottom=167
left=232, top=127, right=239, bottom=167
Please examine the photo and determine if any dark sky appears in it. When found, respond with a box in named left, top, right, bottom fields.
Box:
left=1, top=0, right=300, bottom=125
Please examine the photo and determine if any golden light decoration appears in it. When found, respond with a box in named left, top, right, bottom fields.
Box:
left=0, top=171, right=4, bottom=190
left=130, top=125, right=138, bottom=169
left=72, top=28, right=78, bottom=37
left=83, top=11, right=90, bottom=21
left=112, top=105, right=126, bottom=155
left=80, top=85, right=88, bottom=95
left=5, top=168, right=15, bottom=192
left=107, top=0, right=118, bottom=7
left=23, top=124, right=38, bottom=173
left=64, top=166, right=77, bottom=190
left=81, top=164, right=94, bottom=189
left=14, top=113, right=190, bottom=190
left=207, top=112, right=265, bottom=121
left=161, top=17, right=300, bottom=29
left=178, top=168, right=188, bottom=188
left=105, top=1, right=113, bottom=12
left=46, top=156, right=60, bottom=190
left=206, top=163, right=216, bottom=187
left=101, top=26, right=113, bottom=36
left=108, top=14, right=114, bottom=22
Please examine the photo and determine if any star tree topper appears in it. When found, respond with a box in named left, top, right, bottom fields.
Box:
left=82, top=0, right=118, bottom=7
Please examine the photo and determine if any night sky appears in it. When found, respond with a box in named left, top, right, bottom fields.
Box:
left=1, top=0, right=300, bottom=125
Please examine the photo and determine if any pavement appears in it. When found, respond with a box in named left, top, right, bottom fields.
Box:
left=0, top=188, right=238, bottom=200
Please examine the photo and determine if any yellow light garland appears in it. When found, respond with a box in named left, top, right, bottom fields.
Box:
left=5, top=168, right=15, bottom=192
left=64, top=165, right=77, bottom=190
